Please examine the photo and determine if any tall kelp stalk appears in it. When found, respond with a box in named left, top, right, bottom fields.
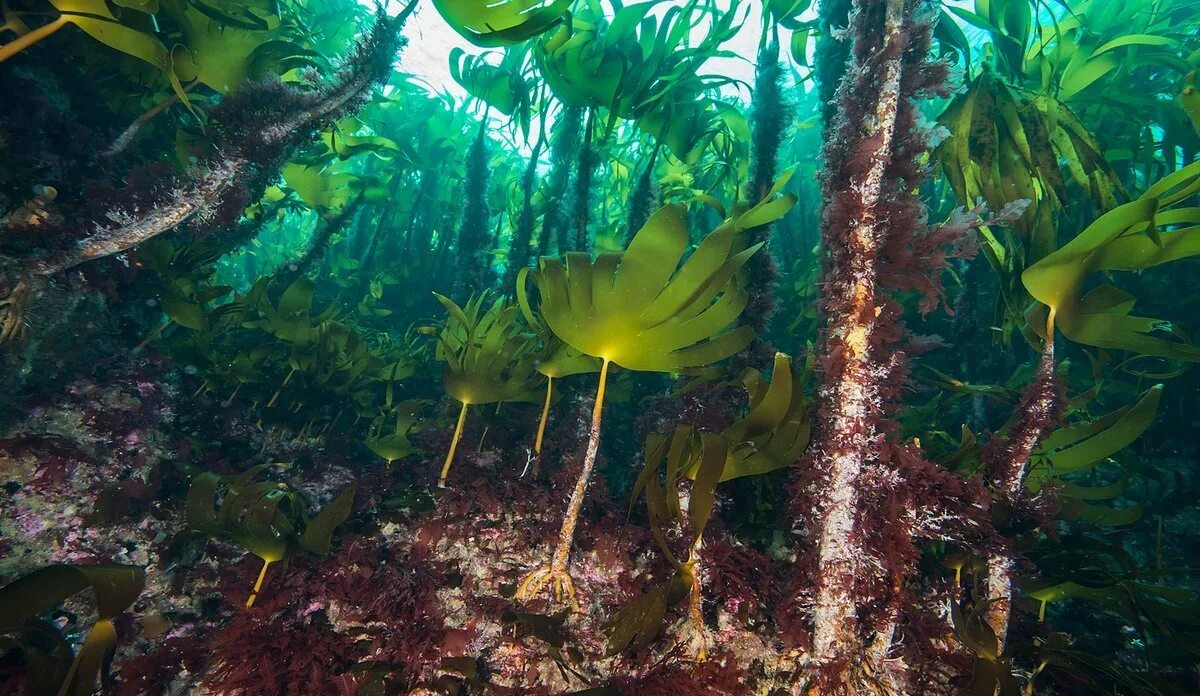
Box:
left=407, top=169, right=441, bottom=257
left=0, top=6, right=414, bottom=342
left=537, top=107, right=583, bottom=256
left=742, top=35, right=793, bottom=343
left=504, top=132, right=547, bottom=292
left=980, top=318, right=1060, bottom=651
left=794, top=0, right=986, bottom=690
left=270, top=198, right=365, bottom=293
left=622, top=146, right=661, bottom=245
left=455, top=121, right=494, bottom=294
left=567, top=109, right=598, bottom=252
left=816, top=0, right=855, bottom=126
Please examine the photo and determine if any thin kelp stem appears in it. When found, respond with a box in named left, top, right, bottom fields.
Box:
left=245, top=559, right=272, bottom=608
left=439, top=401, right=470, bottom=488
left=553, top=358, right=609, bottom=567
left=0, top=16, right=67, bottom=63
left=516, top=358, right=611, bottom=605
left=266, top=368, right=297, bottom=409
left=134, top=319, right=173, bottom=353
left=104, top=81, right=199, bottom=158
left=477, top=402, right=501, bottom=453
left=534, top=376, right=553, bottom=455
left=985, top=308, right=1060, bottom=651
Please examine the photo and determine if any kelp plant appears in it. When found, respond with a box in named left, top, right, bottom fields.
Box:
left=186, top=463, right=356, bottom=607
left=513, top=178, right=795, bottom=606
left=0, top=564, right=145, bottom=696
left=432, top=291, right=543, bottom=488
left=612, top=351, right=811, bottom=659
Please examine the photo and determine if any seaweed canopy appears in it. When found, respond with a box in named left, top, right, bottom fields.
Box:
left=433, top=291, right=544, bottom=487
left=612, top=351, right=811, bottom=659
left=0, top=564, right=145, bottom=695
left=514, top=187, right=794, bottom=607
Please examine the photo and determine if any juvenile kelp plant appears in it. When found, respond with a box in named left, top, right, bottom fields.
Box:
left=2, top=0, right=1200, bottom=694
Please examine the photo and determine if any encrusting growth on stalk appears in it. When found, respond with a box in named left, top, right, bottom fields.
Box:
left=792, top=0, right=1020, bottom=690
left=0, top=5, right=414, bottom=344
left=983, top=309, right=1061, bottom=651
left=807, top=0, right=909, bottom=672
left=516, top=358, right=611, bottom=605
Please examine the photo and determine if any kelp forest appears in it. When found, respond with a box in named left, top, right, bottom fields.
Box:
left=2, top=0, right=1200, bottom=693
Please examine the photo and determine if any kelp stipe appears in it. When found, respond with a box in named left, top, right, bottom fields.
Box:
left=0, top=4, right=415, bottom=345
left=793, top=0, right=996, bottom=689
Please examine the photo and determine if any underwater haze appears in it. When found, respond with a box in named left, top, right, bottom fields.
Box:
left=2, top=0, right=1200, bottom=694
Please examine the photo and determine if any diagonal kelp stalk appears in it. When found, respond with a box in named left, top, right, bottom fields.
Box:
left=0, top=5, right=414, bottom=343
left=270, top=196, right=365, bottom=293
left=982, top=321, right=1059, bottom=651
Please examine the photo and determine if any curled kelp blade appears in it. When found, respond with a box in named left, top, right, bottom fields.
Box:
left=0, top=564, right=145, bottom=696
left=529, top=191, right=791, bottom=373
left=432, top=0, right=572, bottom=47
left=1023, top=161, right=1200, bottom=362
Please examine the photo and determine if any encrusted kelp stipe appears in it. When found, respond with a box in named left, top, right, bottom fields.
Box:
left=0, top=5, right=413, bottom=343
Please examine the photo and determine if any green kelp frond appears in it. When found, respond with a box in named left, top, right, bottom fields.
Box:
left=431, top=0, right=572, bottom=47
left=434, top=291, right=544, bottom=406
left=242, top=277, right=341, bottom=347
left=935, top=67, right=1126, bottom=341
left=186, top=465, right=355, bottom=605
left=0, top=564, right=145, bottom=696
left=515, top=266, right=602, bottom=457
left=1023, top=160, right=1200, bottom=362
left=433, top=291, right=544, bottom=485
left=523, top=182, right=794, bottom=375
left=715, top=351, right=812, bottom=481
left=364, top=398, right=425, bottom=464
